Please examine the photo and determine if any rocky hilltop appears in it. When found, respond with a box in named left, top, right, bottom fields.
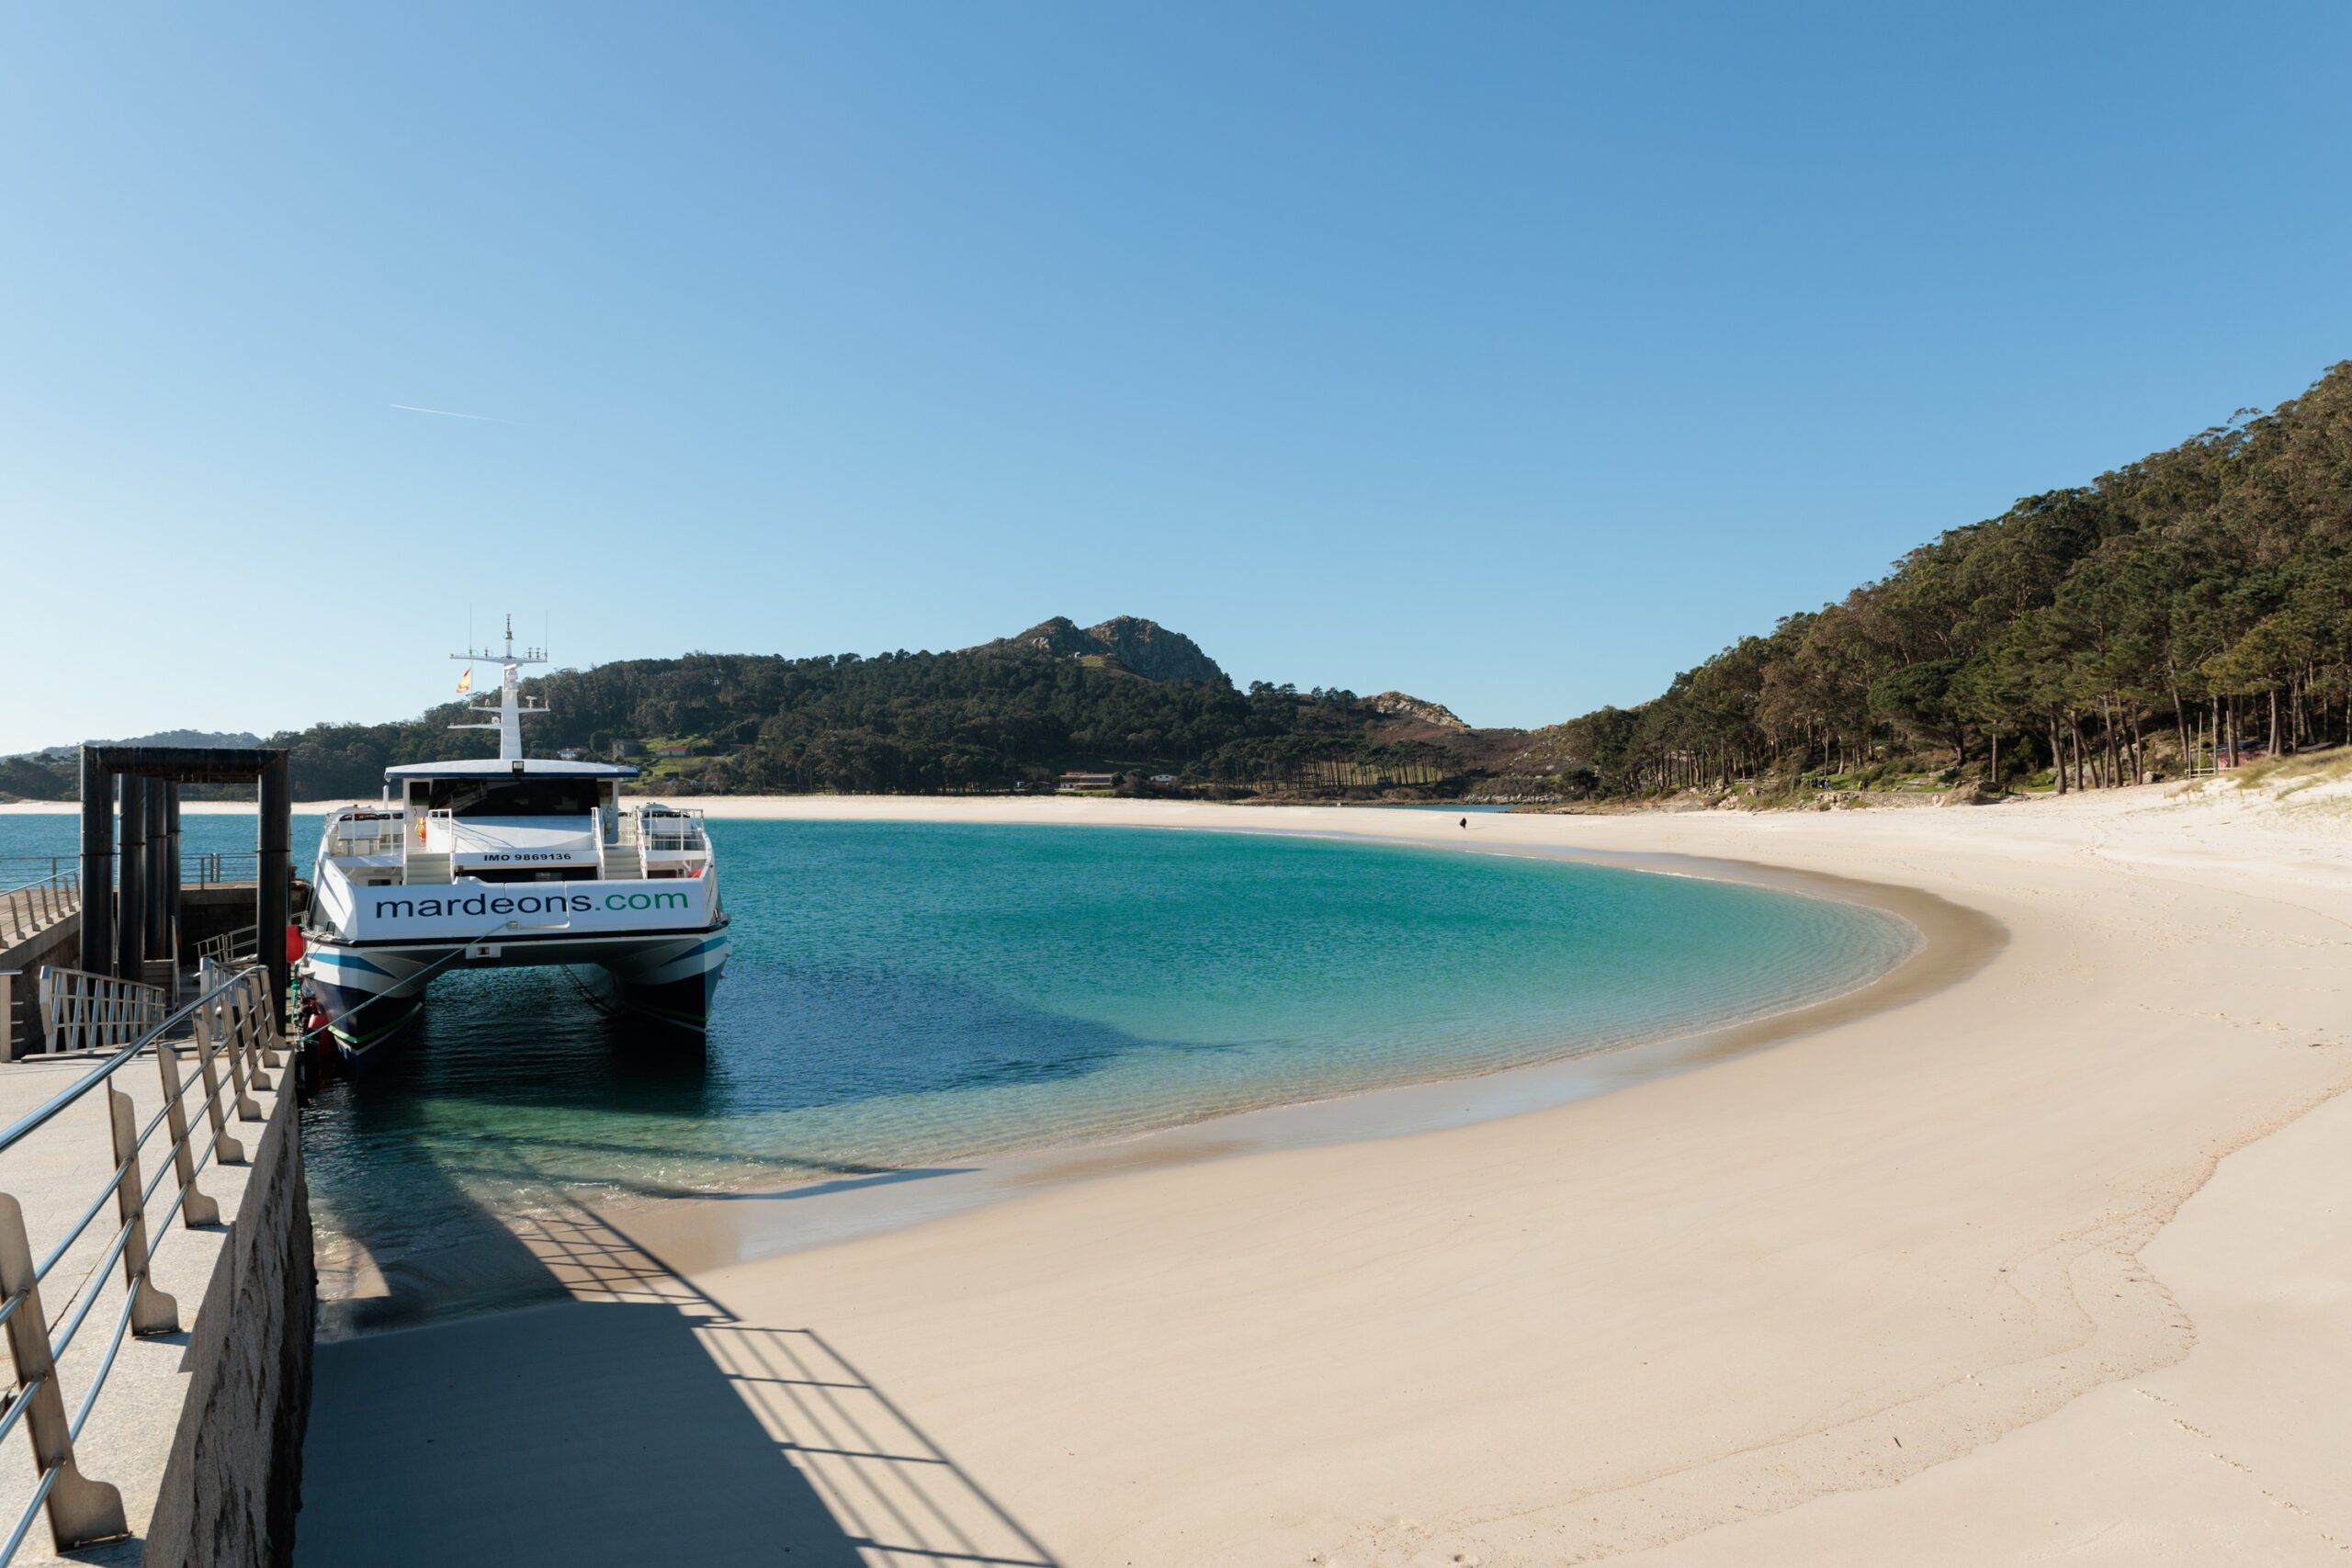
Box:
left=989, top=616, right=1227, bottom=684
left=1366, top=692, right=1469, bottom=730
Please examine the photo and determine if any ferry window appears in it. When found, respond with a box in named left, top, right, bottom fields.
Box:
left=421, top=777, right=604, bottom=818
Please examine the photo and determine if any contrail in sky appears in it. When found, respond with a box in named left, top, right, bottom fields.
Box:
left=390, top=402, right=515, bottom=423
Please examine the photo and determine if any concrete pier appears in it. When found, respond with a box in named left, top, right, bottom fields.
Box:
left=0, top=1034, right=307, bottom=1565
left=3, top=887, right=285, bottom=1062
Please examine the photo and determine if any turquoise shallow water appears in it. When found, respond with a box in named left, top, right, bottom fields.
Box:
left=3, top=813, right=1913, bottom=1277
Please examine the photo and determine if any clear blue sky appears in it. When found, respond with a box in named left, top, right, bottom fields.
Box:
left=5, top=3, right=2349, bottom=752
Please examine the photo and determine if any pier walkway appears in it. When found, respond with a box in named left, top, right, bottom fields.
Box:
left=0, top=1016, right=290, bottom=1564
left=0, top=748, right=308, bottom=1564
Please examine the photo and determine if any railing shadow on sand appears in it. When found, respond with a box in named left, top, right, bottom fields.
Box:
left=300, top=1173, right=1059, bottom=1568
left=524, top=1199, right=1060, bottom=1568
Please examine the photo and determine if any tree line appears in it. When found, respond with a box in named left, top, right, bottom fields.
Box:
left=1530, top=362, right=2352, bottom=796
left=254, top=651, right=1484, bottom=799
left=0, top=646, right=1493, bottom=804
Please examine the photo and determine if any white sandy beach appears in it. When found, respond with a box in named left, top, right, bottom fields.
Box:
left=287, top=780, right=2352, bottom=1562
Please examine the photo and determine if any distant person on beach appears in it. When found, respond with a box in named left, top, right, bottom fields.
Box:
left=1459, top=816, right=1467, bottom=829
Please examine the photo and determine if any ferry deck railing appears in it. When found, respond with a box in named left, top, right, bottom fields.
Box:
left=0, top=964, right=280, bottom=1560
left=322, top=814, right=406, bottom=860
left=628, top=807, right=709, bottom=854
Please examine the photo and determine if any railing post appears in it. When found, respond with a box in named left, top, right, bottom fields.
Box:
left=239, top=974, right=278, bottom=1089
left=0, top=971, right=14, bottom=1065
left=254, top=972, right=285, bottom=1074
left=0, top=1194, right=130, bottom=1551
left=153, top=1043, right=221, bottom=1228
left=224, top=987, right=264, bottom=1121
left=192, top=1001, right=247, bottom=1167
left=106, top=1089, right=180, bottom=1336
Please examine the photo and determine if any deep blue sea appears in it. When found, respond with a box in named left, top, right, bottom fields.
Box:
left=3, top=812, right=1912, bottom=1278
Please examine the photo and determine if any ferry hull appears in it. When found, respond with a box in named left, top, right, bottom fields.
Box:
left=597, top=931, right=731, bottom=1030
left=302, top=924, right=730, bottom=1064
left=305, top=944, right=440, bottom=1061
left=308, top=973, right=427, bottom=1059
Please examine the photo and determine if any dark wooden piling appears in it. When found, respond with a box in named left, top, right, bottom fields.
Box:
left=78, top=749, right=113, bottom=976
left=76, top=747, right=293, bottom=1003
left=117, top=774, right=146, bottom=983
left=144, top=782, right=170, bottom=959
left=258, top=756, right=289, bottom=1027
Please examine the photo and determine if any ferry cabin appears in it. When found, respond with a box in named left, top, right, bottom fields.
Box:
left=322, top=760, right=713, bottom=889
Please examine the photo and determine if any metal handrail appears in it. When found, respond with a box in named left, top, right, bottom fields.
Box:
left=194, top=926, right=258, bottom=970
left=322, top=814, right=406, bottom=859
left=0, top=876, right=78, bottom=951
left=180, top=852, right=259, bottom=888
left=0, top=964, right=281, bottom=1559
left=32, top=970, right=165, bottom=1056
left=0, top=853, right=260, bottom=881
left=628, top=806, right=709, bottom=853
left=0, top=967, right=257, bottom=1183
left=0, top=857, right=259, bottom=942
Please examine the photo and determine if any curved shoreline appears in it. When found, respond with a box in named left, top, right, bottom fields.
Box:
left=314, top=807, right=2002, bottom=1331
left=10, top=795, right=1981, bottom=1337
left=301, top=792, right=2352, bottom=1564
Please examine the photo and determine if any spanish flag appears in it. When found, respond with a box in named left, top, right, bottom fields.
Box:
left=456, top=668, right=473, bottom=695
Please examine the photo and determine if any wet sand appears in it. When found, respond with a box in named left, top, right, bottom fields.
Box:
left=599, top=840, right=2004, bottom=1282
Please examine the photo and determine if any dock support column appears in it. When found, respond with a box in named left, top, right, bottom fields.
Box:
left=258, top=753, right=290, bottom=1030
left=115, top=776, right=145, bottom=985
left=143, top=784, right=169, bottom=963
left=77, top=750, right=112, bottom=978
left=163, top=784, right=182, bottom=964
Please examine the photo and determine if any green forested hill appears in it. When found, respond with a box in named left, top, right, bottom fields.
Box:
left=0, top=621, right=1506, bottom=802
left=268, top=640, right=1497, bottom=799
left=1521, top=361, right=2352, bottom=797
left=270, top=649, right=1467, bottom=804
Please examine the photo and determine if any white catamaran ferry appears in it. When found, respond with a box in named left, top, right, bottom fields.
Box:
left=301, top=625, right=730, bottom=1059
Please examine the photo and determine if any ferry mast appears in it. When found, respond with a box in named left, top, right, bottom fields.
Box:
left=452, top=613, right=548, bottom=762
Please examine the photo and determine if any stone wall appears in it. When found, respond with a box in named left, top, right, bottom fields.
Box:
left=0, top=916, right=80, bottom=1060
left=141, top=1087, right=313, bottom=1568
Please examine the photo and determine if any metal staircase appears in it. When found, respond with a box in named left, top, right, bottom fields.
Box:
left=403, top=852, right=454, bottom=885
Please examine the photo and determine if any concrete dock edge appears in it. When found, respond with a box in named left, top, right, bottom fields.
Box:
left=141, top=1089, right=313, bottom=1568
